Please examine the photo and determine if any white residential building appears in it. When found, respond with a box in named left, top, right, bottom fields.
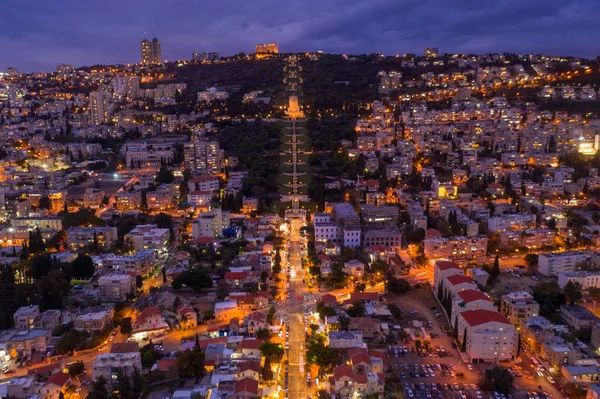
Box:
left=124, top=224, right=169, bottom=251
left=558, top=271, right=600, bottom=290
left=501, top=291, right=540, bottom=326
left=457, top=309, right=518, bottom=363
left=192, top=208, right=230, bottom=238
left=537, top=251, right=589, bottom=276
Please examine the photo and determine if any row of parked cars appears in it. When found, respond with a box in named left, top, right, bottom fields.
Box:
left=403, top=382, right=484, bottom=399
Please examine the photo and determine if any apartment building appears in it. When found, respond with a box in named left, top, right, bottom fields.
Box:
left=124, top=224, right=169, bottom=251
left=359, top=205, right=399, bottom=230
left=83, top=188, right=105, bottom=209
left=187, top=176, right=220, bottom=193
left=501, top=291, right=540, bottom=326
left=0, top=329, right=50, bottom=357
left=442, top=275, right=478, bottom=300
left=560, top=305, right=599, bottom=331
left=558, top=271, right=600, bottom=290
left=96, top=249, right=156, bottom=276
left=499, top=229, right=555, bottom=249
left=433, top=260, right=463, bottom=291
left=184, top=139, right=221, bottom=172
left=115, top=191, right=142, bottom=211
left=13, top=305, right=40, bottom=330
left=92, top=352, right=142, bottom=386
left=11, top=216, right=62, bottom=231
left=488, top=213, right=536, bottom=232
left=328, top=331, right=363, bottom=349
left=540, top=339, right=580, bottom=368
left=66, top=226, right=118, bottom=250
left=214, top=301, right=242, bottom=322
left=537, top=251, right=589, bottom=276
left=313, top=203, right=362, bottom=247
left=451, top=290, right=496, bottom=327
left=146, top=190, right=174, bottom=211
left=457, top=309, right=518, bottom=363
left=73, top=308, right=114, bottom=333
left=192, top=208, right=230, bottom=238
left=98, top=274, right=134, bottom=302
left=424, top=236, right=488, bottom=260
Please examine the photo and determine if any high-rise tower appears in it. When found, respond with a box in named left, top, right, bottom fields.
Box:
left=141, top=37, right=151, bottom=64
left=141, top=36, right=161, bottom=64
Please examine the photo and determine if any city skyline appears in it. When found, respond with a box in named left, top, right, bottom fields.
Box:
left=1, top=0, right=600, bottom=72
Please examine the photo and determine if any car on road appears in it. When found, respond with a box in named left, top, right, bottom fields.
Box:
left=467, top=364, right=473, bottom=371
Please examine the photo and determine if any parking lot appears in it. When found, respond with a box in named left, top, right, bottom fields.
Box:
left=384, top=288, right=558, bottom=399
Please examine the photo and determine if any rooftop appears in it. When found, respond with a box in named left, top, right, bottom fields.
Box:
left=461, top=309, right=511, bottom=327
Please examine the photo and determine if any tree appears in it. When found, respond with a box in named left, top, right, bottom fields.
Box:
left=259, top=341, right=284, bottom=362
left=564, top=280, right=583, bottom=304
left=136, top=275, right=143, bottom=289
left=266, top=306, right=277, bottom=325
left=387, top=275, right=411, bottom=295
left=120, top=317, right=133, bottom=336
left=71, top=254, right=95, bottom=279
left=479, top=366, right=514, bottom=394
left=316, top=301, right=336, bottom=320
left=140, top=342, right=161, bottom=368
left=354, top=282, right=366, bottom=293
left=176, top=348, right=206, bottom=378
left=156, top=166, right=175, bottom=184
left=533, top=281, right=566, bottom=318
left=67, top=361, right=85, bottom=377
left=306, top=334, right=335, bottom=372
left=38, top=195, right=52, bottom=210
left=162, top=267, right=167, bottom=283
left=36, top=270, right=70, bottom=310
left=524, top=253, right=539, bottom=267
left=87, top=377, right=110, bottom=399
left=491, top=254, right=500, bottom=276
left=346, top=301, right=365, bottom=317
left=415, top=340, right=422, bottom=350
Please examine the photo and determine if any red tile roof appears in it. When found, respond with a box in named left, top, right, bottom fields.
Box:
left=44, top=372, right=70, bottom=387
left=240, top=338, right=263, bottom=350
left=351, top=352, right=372, bottom=367
left=333, top=364, right=354, bottom=381
left=461, top=309, right=511, bottom=327
left=196, top=237, right=215, bottom=244
left=224, top=271, right=249, bottom=280
left=177, top=305, right=195, bottom=317
left=136, top=306, right=162, bottom=325
left=435, top=260, right=461, bottom=271
left=446, top=275, right=475, bottom=286
left=239, top=360, right=261, bottom=374
left=234, top=377, right=259, bottom=395
left=321, top=294, right=338, bottom=305
left=355, top=373, right=368, bottom=384
left=156, top=359, right=178, bottom=371
left=457, top=289, right=492, bottom=303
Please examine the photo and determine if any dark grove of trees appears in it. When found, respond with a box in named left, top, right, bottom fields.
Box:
left=216, top=121, right=281, bottom=212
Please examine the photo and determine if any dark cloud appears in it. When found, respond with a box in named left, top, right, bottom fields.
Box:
left=1, top=0, right=599, bottom=72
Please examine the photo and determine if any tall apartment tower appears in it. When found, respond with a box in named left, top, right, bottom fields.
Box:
left=89, top=91, right=110, bottom=125
left=151, top=38, right=161, bottom=63
left=141, top=38, right=151, bottom=64
left=141, top=36, right=161, bottom=64
left=184, top=140, right=221, bottom=173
